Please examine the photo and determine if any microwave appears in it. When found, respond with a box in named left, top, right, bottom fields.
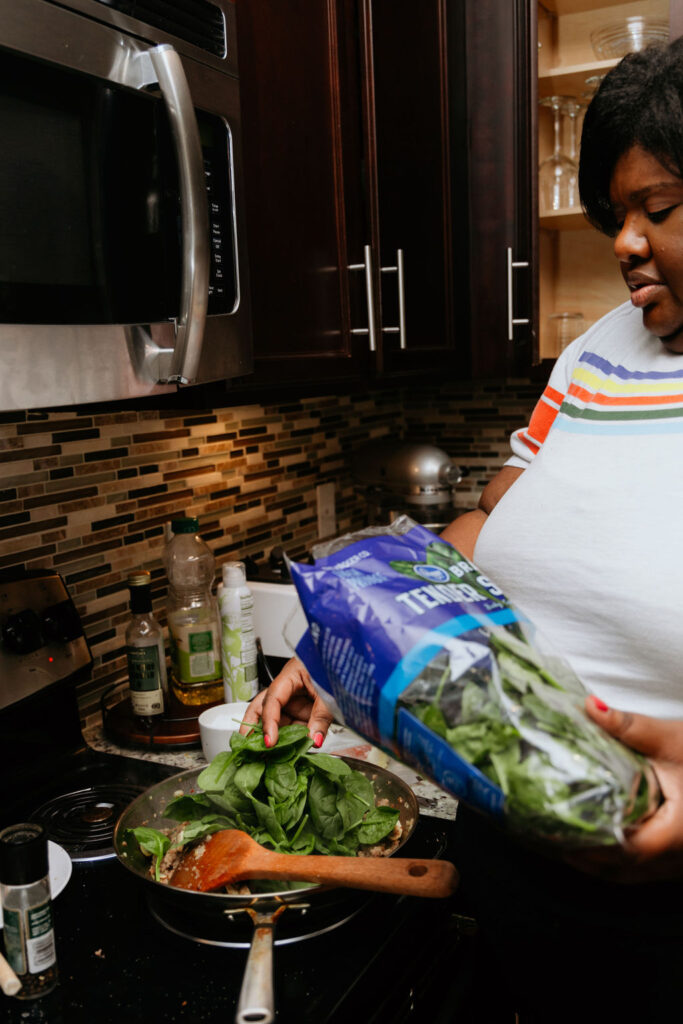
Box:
left=0, top=0, right=252, bottom=410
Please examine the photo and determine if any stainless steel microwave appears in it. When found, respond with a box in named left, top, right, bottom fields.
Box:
left=0, top=0, right=252, bottom=410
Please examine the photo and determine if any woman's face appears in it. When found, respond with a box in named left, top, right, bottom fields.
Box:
left=610, top=145, right=683, bottom=353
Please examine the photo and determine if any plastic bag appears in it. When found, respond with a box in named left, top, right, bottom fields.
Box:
left=287, top=516, right=660, bottom=847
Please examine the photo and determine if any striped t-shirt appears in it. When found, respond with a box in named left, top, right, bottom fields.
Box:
left=474, top=300, right=683, bottom=718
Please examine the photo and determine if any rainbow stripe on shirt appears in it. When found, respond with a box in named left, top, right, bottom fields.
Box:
left=515, top=351, right=683, bottom=451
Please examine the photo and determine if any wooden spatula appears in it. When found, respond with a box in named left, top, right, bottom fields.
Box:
left=170, top=829, right=458, bottom=898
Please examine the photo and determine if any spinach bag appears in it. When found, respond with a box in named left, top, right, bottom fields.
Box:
left=287, top=515, right=660, bottom=847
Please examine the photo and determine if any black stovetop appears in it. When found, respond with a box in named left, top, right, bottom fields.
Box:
left=0, top=813, right=483, bottom=1024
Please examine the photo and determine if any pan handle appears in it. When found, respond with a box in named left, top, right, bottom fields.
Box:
left=235, top=918, right=276, bottom=1024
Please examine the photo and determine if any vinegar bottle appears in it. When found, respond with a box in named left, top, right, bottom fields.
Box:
left=164, top=516, right=223, bottom=705
left=125, top=570, right=167, bottom=721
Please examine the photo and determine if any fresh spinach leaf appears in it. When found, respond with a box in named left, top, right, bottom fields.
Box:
left=163, top=793, right=213, bottom=821
left=357, top=806, right=399, bottom=846
left=129, top=827, right=170, bottom=882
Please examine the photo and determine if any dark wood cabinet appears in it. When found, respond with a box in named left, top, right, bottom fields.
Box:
left=351, top=0, right=467, bottom=378
left=461, top=0, right=536, bottom=378
left=234, top=0, right=468, bottom=389
left=234, top=1, right=368, bottom=388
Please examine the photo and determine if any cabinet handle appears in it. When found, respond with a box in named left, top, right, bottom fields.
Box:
left=380, top=249, right=406, bottom=350
left=348, top=244, right=378, bottom=352
left=506, top=246, right=530, bottom=342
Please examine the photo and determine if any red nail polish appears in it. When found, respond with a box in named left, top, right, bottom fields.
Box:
left=264, top=734, right=272, bottom=747
left=592, top=696, right=609, bottom=712
left=313, top=732, right=324, bottom=748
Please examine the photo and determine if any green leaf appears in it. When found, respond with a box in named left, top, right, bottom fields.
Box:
left=234, top=761, right=266, bottom=799
left=413, top=702, right=449, bottom=739
left=344, top=769, right=375, bottom=809
left=251, top=795, right=287, bottom=845
left=197, top=751, right=235, bottom=792
left=180, top=815, right=234, bottom=842
left=302, top=752, right=352, bottom=778
left=264, top=760, right=298, bottom=802
left=357, top=806, right=399, bottom=846
left=163, top=793, right=213, bottom=821
left=336, top=789, right=368, bottom=834
left=129, top=827, right=170, bottom=882
left=308, top=772, right=344, bottom=840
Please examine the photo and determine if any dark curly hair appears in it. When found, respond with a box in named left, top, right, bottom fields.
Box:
left=579, top=37, right=683, bottom=236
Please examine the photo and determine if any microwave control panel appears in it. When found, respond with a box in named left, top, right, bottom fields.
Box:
left=198, top=111, right=237, bottom=317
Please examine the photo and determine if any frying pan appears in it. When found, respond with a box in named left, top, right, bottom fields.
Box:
left=114, top=756, right=421, bottom=1024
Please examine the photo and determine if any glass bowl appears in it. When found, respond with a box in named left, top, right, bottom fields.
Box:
left=590, top=17, right=668, bottom=60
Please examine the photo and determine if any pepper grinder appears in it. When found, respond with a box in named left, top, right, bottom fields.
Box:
left=0, top=823, right=58, bottom=999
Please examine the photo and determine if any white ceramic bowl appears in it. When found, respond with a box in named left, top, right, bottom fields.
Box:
left=198, top=701, right=250, bottom=762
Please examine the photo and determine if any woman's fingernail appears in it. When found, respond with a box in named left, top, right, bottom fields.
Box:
left=264, top=734, right=272, bottom=748
left=591, top=696, right=609, bottom=712
left=313, top=732, right=324, bottom=748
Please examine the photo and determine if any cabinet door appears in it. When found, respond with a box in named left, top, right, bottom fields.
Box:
left=464, top=0, right=537, bottom=376
left=234, top=0, right=369, bottom=387
left=357, top=0, right=464, bottom=377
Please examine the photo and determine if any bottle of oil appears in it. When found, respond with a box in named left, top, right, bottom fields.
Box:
left=164, top=517, right=222, bottom=705
left=125, top=570, right=167, bottom=721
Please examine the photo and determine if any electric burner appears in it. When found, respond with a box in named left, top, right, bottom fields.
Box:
left=30, top=781, right=151, bottom=862
left=149, top=897, right=368, bottom=948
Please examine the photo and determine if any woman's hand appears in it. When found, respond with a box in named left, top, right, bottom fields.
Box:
left=568, top=696, right=683, bottom=881
left=239, top=656, right=334, bottom=748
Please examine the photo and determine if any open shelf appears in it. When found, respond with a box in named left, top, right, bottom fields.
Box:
left=538, top=58, right=617, bottom=98
left=539, top=208, right=590, bottom=230
left=536, top=0, right=670, bottom=360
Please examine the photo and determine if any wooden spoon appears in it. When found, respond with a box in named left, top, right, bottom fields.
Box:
left=170, top=829, right=458, bottom=898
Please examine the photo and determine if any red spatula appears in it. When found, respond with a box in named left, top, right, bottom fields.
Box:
left=170, top=829, right=458, bottom=898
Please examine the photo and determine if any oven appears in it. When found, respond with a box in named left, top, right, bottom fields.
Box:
left=0, top=0, right=252, bottom=411
left=0, top=571, right=489, bottom=1024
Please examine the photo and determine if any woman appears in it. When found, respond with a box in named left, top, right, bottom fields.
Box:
left=243, top=41, right=683, bottom=1020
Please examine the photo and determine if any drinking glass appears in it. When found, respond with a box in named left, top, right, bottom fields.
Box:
left=549, top=312, right=585, bottom=354
left=561, top=99, right=586, bottom=165
left=539, top=96, right=577, bottom=214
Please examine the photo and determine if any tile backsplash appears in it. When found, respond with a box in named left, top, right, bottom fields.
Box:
left=0, top=379, right=540, bottom=724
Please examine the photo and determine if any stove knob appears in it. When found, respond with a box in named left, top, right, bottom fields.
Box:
left=42, top=601, right=83, bottom=643
left=1, top=609, right=44, bottom=654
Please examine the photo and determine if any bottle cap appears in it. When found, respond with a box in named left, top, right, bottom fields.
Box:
left=128, top=571, right=153, bottom=614
left=0, top=823, right=49, bottom=885
left=171, top=517, right=199, bottom=535
left=222, top=561, right=246, bottom=587
left=128, top=570, right=151, bottom=587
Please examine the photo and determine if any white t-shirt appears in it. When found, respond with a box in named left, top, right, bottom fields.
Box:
left=474, top=300, right=683, bottom=718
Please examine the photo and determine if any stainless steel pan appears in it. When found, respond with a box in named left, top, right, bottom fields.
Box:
left=114, top=756, right=419, bottom=1024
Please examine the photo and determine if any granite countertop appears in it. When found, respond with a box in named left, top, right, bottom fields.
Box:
left=83, top=719, right=458, bottom=821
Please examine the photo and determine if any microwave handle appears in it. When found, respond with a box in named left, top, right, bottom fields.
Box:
left=149, top=45, right=209, bottom=384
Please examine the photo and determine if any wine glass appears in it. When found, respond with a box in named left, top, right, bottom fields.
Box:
left=539, top=95, right=577, bottom=214
left=561, top=98, right=586, bottom=208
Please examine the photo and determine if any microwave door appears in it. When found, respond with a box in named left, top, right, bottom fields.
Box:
left=0, top=0, right=251, bottom=410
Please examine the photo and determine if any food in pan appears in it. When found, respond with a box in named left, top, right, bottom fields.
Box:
left=128, top=722, right=402, bottom=885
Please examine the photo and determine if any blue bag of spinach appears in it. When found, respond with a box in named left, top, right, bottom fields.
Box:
left=287, top=516, right=659, bottom=846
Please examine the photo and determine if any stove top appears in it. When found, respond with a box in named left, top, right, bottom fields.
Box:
left=3, top=748, right=178, bottom=862
left=1, top=816, right=479, bottom=1024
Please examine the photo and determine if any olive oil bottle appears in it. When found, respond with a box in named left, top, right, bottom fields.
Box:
left=164, top=517, right=223, bottom=705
